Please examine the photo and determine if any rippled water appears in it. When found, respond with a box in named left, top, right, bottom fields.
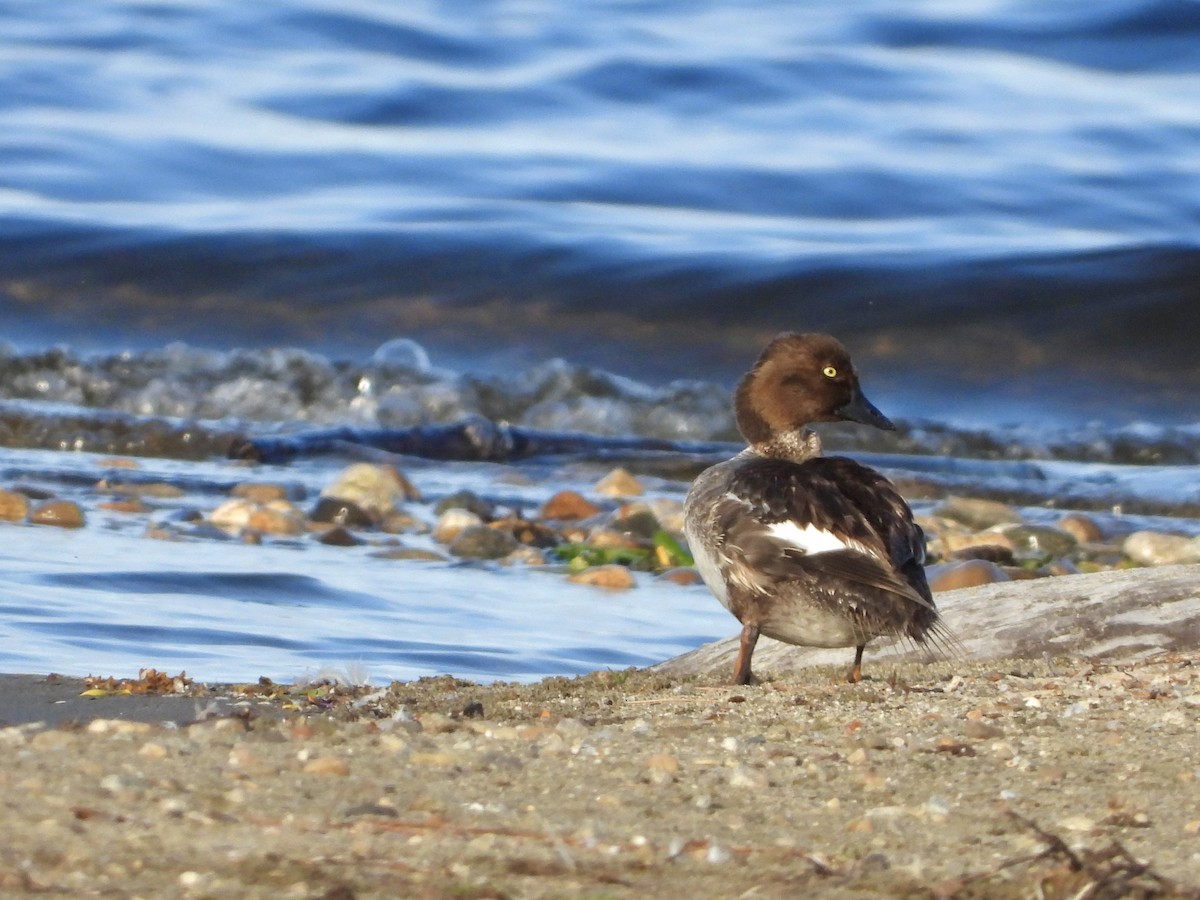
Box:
left=3, top=0, right=1200, bottom=420
left=2, top=1, right=1199, bottom=682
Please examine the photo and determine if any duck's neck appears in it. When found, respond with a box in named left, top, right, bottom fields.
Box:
left=749, top=428, right=822, bottom=463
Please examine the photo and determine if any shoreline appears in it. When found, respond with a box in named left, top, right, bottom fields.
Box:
left=2, top=652, right=1199, bottom=897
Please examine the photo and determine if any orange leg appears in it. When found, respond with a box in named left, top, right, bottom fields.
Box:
left=846, top=644, right=865, bottom=683
left=732, top=622, right=760, bottom=685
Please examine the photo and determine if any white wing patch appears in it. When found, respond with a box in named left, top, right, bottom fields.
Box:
left=765, top=521, right=881, bottom=560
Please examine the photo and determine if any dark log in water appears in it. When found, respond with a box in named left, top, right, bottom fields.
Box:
left=229, top=415, right=741, bottom=470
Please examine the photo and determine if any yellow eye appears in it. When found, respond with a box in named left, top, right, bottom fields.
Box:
left=822, top=366, right=838, bottom=378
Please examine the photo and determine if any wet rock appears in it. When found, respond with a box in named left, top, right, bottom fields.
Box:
left=613, top=507, right=661, bottom=540
left=568, top=564, right=636, bottom=590
left=540, top=490, right=601, bottom=520
left=1058, top=513, right=1104, bottom=544
left=231, top=482, right=291, bottom=504
left=941, top=530, right=1016, bottom=557
left=488, top=513, right=560, bottom=548
left=656, top=567, right=703, bottom=586
left=999, top=524, right=1077, bottom=558
left=926, top=559, right=1010, bottom=592
left=316, top=526, right=364, bottom=547
left=211, top=498, right=305, bottom=536
left=29, top=499, right=85, bottom=529
left=933, top=496, right=1021, bottom=530
left=947, top=544, right=1015, bottom=565
left=99, top=498, right=150, bottom=514
left=594, top=467, right=644, bottom=498
left=1123, top=531, right=1200, bottom=566
left=433, top=508, right=484, bottom=543
left=318, top=463, right=417, bottom=525
left=310, top=496, right=375, bottom=528
left=247, top=502, right=306, bottom=536
left=448, top=525, right=519, bottom=560
left=380, top=510, right=428, bottom=535
left=505, top=546, right=548, bottom=566
left=433, top=490, right=493, bottom=520
left=0, top=490, right=30, bottom=521
left=587, top=527, right=644, bottom=551
left=371, top=547, right=448, bottom=562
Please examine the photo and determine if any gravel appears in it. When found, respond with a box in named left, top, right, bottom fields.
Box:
left=2, top=653, right=1199, bottom=897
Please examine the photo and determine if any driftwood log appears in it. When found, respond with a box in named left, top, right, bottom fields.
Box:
left=657, top=564, right=1200, bottom=678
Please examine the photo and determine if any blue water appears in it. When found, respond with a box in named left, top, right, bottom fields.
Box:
left=2, top=0, right=1200, bottom=423
left=3, top=1, right=1200, bottom=684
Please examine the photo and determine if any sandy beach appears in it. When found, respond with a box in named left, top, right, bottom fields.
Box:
left=2, top=650, right=1199, bottom=898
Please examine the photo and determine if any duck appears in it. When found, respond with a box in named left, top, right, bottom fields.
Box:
left=683, top=332, right=951, bottom=685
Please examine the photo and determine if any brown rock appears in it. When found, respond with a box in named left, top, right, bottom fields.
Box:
left=29, top=500, right=85, bottom=529
left=594, top=467, right=644, bottom=498
left=926, top=559, right=1010, bottom=593
left=232, top=482, right=290, bottom=504
left=246, top=502, right=306, bottom=536
left=302, top=757, right=350, bottom=777
left=568, top=565, right=636, bottom=590
left=1058, top=513, right=1104, bottom=544
left=541, top=490, right=601, bottom=520
left=0, top=490, right=30, bottom=522
left=432, top=508, right=484, bottom=543
left=656, top=567, right=703, bottom=586
left=934, top=496, right=1021, bottom=530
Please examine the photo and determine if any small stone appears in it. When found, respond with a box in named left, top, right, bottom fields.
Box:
left=316, top=526, right=363, bottom=546
left=433, top=508, right=484, bottom=543
left=933, top=496, right=1021, bottom=529
left=1058, top=815, right=1096, bottom=832
left=1000, top=524, right=1077, bottom=558
left=594, top=467, right=644, bottom=498
left=448, top=525, right=519, bottom=560
left=246, top=501, right=306, bottom=536
left=1123, top=531, right=1200, bottom=566
left=371, top=547, right=448, bottom=562
left=302, top=756, right=350, bottom=776
left=646, top=753, right=680, bottom=773
left=567, top=564, right=636, bottom=590
left=232, top=482, right=290, bottom=503
left=656, top=567, right=703, bottom=586
left=926, top=559, right=1010, bottom=592
left=310, top=496, right=375, bottom=528
left=1057, top=513, right=1104, bottom=544
left=0, top=490, right=30, bottom=521
left=963, top=720, right=1004, bottom=740
left=433, top=490, right=493, bottom=519
left=540, top=490, right=601, bottom=520
left=98, top=498, right=149, bottom=514
left=29, top=500, right=85, bottom=529
left=319, top=463, right=417, bottom=524
left=941, top=530, right=1017, bottom=556
left=138, top=742, right=168, bottom=759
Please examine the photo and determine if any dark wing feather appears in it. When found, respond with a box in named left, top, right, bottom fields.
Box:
left=722, top=456, right=935, bottom=615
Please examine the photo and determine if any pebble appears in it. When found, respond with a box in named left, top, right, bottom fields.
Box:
left=319, top=463, right=417, bottom=523
left=1123, top=531, right=1200, bottom=566
left=433, top=489, right=493, bottom=519
left=999, top=524, right=1077, bottom=558
left=316, top=526, right=364, bottom=547
left=29, top=499, right=85, bottom=529
left=210, top=498, right=304, bottom=536
left=656, top=567, right=703, bottom=586
left=448, top=525, right=519, bottom=560
left=567, top=564, right=636, bottom=590
left=926, top=559, right=1010, bottom=592
left=231, top=482, right=290, bottom=503
left=302, top=756, right=350, bottom=777
left=432, top=508, right=484, bottom=543
left=1057, top=513, right=1104, bottom=544
left=0, top=490, right=30, bottom=521
left=541, top=490, right=602, bottom=520
left=310, top=496, right=375, bottom=528
left=933, top=496, right=1021, bottom=530
left=594, top=467, right=644, bottom=498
